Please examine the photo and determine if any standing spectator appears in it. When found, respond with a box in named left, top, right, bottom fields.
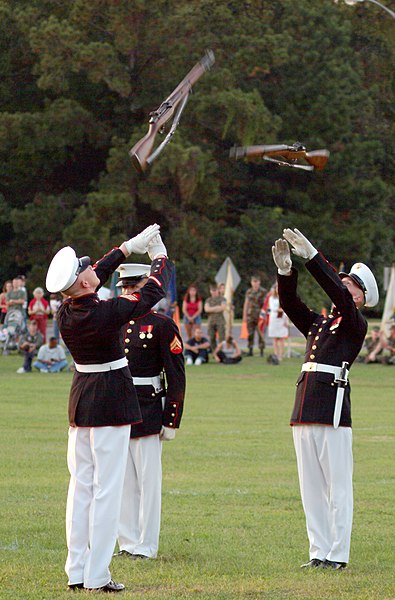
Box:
left=45, top=225, right=171, bottom=593
left=18, top=275, right=28, bottom=312
left=213, top=335, right=242, bottom=364
left=50, top=293, right=63, bottom=341
left=113, top=263, right=185, bottom=560
left=242, top=275, right=267, bottom=357
left=6, top=277, right=27, bottom=317
left=182, top=284, right=203, bottom=339
left=0, top=280, right=12, bottom=325
left=266, top=283, right=289, bottom=362
left=204, top=283, right=226, bottom=351
left=17, top=320, right=44, bottom=373
left=33, top=337, right=68, bottom=373
left=28, top=287, right=50, bottom=342
left=184, top=327, right=210, bottom=365
left=272, top=228, right=379, bottom=571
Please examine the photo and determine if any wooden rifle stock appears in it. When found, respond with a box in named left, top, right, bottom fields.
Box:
left=304, top=150, right=330, bottom=171
left=130, top=50, right=215, bottom=173
left=130, top=121, right=165, bottom=174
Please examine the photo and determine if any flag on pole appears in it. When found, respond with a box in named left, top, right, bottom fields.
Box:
left=381, top=263, right=395, bottom=335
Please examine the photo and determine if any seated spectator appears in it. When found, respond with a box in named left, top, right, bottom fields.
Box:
left=184, top=327, right=210, bottom=366
left=366, top=324, right=395, bottom=365
left=33, top=337, right=68, bottom=373
left=213, top=336, right=242, bottom=364
left=358, top=326, right=382, bottom=363
left=28, top=287, right=50, bottom=342
left=16, top=320, right=44, bottom=373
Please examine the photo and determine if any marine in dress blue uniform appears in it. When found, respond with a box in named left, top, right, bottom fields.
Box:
left=46, top=226, right=173, bottom=593
left=273, top=229, right=378, bottom=571
left=113, top=264, right=185, bottom=559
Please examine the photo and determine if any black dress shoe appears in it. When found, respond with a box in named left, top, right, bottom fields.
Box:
left=322, top=559, right=347, bottom=570
left=87, top=580, right=125, bottom=593
left=131, top=553, right=149, bottom=560
left=67, top=583, right=84, bottom=591
left=113, top=549, right=133, bottom=557
left=300, top=558, right=323, bottom=569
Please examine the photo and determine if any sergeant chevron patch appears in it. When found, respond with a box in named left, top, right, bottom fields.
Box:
left=170, top=335, right=183, bottom=354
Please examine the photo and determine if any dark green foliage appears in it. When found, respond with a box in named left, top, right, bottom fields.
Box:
left=0, top=0, right=393, bottom=315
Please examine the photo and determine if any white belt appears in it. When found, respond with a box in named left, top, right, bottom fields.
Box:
left=301, top=362, right=348, bottom=379
left=301, top=362, right=349, bottom=429
left=75, top=357, right=128, bottom=373
left=132, top=375, right=162, bottom=393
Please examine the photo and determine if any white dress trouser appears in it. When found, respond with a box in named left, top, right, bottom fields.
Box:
left=118, top=435, right=162, bottom=558
left=292, top=425, right=353, bottom=563
left=65, top=425, right=130, bottom=588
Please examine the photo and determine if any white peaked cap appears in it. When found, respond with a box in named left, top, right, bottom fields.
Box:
left=46, top=246, right=91, bottom=293
left=339, top=262, right=379, bottom=308
left=115, top=263, right=151, bottom=287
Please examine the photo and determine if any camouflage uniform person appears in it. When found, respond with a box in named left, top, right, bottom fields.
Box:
left=204, top=284, right=226, bottom=351
left=243, top=275, right=267, bottom=356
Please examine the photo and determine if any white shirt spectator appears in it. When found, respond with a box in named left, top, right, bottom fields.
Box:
left=37, top=342, right=66, bottom=363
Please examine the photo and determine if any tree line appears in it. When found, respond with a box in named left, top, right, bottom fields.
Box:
left=0, top=0, right=393, bottom=315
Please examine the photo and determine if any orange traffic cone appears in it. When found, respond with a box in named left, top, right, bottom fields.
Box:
left=240, top=320, right=248, bottom=340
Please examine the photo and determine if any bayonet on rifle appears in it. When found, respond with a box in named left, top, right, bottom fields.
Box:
left=130, top=50, right=215, bottom=173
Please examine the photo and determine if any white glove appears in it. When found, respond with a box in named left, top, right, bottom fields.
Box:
left=159, top=426, right=176, bottom=441
left=124, top=224, right=160, bottom=255
left=272, top=239, right=292, bottom=275
left=147, top=234, right=168, bottom=260
left=282, top=228, right=318, bottom=261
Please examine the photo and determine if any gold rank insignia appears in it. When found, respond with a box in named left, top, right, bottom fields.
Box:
left=170, top=335, right=183, bottom=354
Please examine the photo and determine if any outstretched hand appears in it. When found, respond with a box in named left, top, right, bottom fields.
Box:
left=147, top=234, right=167, bottom=260
left=124, top=224, right=160, bottom=255
left=272, top=239, right=292, bottom=275
left=282, top=228, right=317, bottom=261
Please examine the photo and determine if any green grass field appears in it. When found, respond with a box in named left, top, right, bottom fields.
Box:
left=0, top=350, right=394, bottom=599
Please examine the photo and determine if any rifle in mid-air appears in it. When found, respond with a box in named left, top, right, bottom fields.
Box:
left=129, top=50, right=215, bottom=173
left=229, top=142, right=330, bottom=171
